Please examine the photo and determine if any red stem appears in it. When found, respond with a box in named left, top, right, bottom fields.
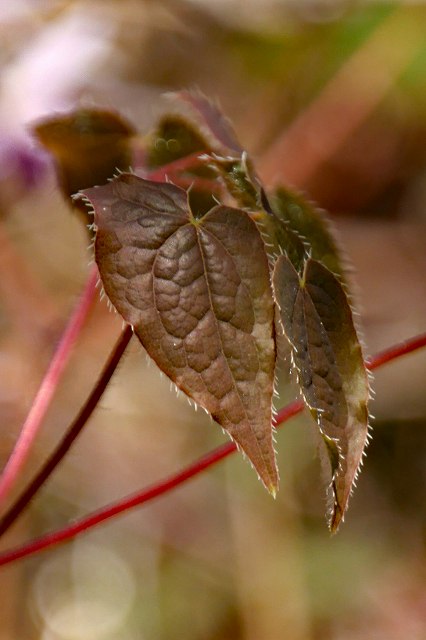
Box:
left=0, top=331, right=425, bottom=568
left=165, top=175, right=222, bottom=194
left=0, top=326, right=133, bottom=537
left=147, top=152, right=207, bottom=182
left=365, top=333, right=426, bottom=369
left=0, top=266, right=99, bottom=507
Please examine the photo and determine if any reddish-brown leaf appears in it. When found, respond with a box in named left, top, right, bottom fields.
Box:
left=33, top=109, right=136, bottom=225
left=82, top=174, right=278, bottom=493
left=273, top=255, right=369, bottom=530
left=172, top=90, right=243, bottom=156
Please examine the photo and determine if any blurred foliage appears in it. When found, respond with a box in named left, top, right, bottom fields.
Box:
left=0, top=1, right=425, bottom=639
left=33, top=108, right=136, bottom=226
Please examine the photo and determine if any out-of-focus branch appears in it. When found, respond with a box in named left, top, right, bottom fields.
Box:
left=0, top=266, right=99, bottom=507
left=0, top=331, right=425, bottom=568
left=0, top=325, right=133, bottom=537
left=0, top=222, right=58, bottom=342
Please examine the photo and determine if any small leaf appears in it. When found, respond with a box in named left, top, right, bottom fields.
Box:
left=270, top=188, right=346, bottom=281
left=33, top=109, right=136, bottom=223
left=171, top=91, right=263, bottom=209
left=272, top=255, right=369, bottom=530
left=172, top=90, right=243, bottom=156
left=145, top=114, right=217, bottom=218
left=146, top=114, right=209, bottom=169
left=213, top=153, right=263, bottom=211
left=257, top=206, right=307, bottom=274
left=82, top=174, right=279, bottom=493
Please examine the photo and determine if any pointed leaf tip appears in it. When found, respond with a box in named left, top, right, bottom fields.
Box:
left=272, top=255, right=369, bottom=529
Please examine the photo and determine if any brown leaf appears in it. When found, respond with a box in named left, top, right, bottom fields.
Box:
left=273, top=255, right=369, bottom=530
left=33, top=109, right=136, bottom=224
left=82, top=174, right=278, bottom=493
left=172, top=90, right=243, bottom=156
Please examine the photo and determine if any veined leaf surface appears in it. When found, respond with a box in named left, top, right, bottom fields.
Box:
left=272, top=255, right=369, bottom=530
left=82, top=174, right=278, bottom=493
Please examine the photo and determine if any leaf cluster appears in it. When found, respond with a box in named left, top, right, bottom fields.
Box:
left=34, top=92, right=370, bottom=531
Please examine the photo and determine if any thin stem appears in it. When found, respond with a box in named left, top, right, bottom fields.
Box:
left=141, top=154, right=223, bottom=193
left=147, top=152, right=206, bottom=182
left=0, top=222, right=58, bottom=342
left=365, top=333, right=426, bottom=369
left=0, top=266, right=99, bottom=507
left=165, top=175, right=222, bottom=194
left=0, top=332, right=425, bottom=567
left=0, top=326, right=133, bottom=538
left=0, top=400, right=302, bottom=568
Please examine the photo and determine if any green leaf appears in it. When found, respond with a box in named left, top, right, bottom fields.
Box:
left=271, top=188, right=346, bottom=281
left=145, top=114, right=218, bottom=219
left=82, top=174, right=279, bottom=493
left=145, top=114, right=210, bottom=169
left=272, top=255, right=369, bottom=531
left=257, top=206, right=307, bottom=274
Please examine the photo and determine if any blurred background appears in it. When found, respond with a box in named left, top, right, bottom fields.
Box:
left=0, top=1, right=425, bottom=638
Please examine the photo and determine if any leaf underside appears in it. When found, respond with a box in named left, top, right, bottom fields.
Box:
left=272, top=255, right=369, bottom=531
left=82, top=174, right=279, bottom=493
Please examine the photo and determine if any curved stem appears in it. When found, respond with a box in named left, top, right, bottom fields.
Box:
left=0, top=331, right=425, bottom=568
left=147, top=152, right=206, bottom=182
left=0, top=326, right=133, bottom=537
left=0, top=400, right=303, bottom=568
left=0, top=266, right=99, bottom=507
left=365, top=333, right=426, bottom=369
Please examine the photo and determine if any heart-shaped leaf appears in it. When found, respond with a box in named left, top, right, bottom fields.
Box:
left=82, top=174, right=279, bottom=493
left=272, top=255, right=369, bottom=530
